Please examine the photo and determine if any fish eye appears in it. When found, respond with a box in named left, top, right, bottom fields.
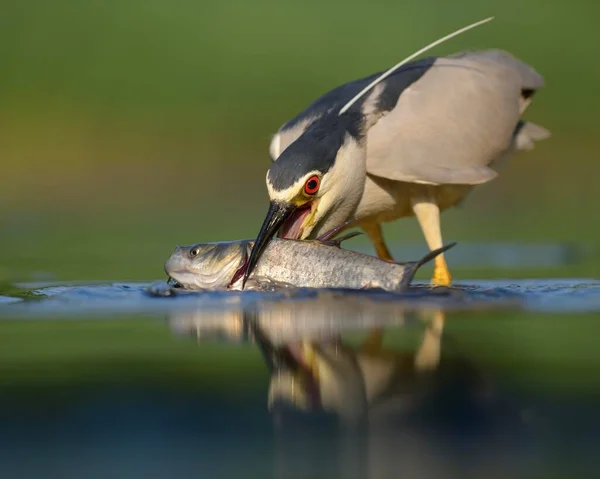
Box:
left=304, top=175, right=320, bottom=196
left=189, top=247, right=200, bottom=257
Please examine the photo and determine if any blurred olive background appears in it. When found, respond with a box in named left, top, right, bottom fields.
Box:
left=1, top=0, right=598, bottom=282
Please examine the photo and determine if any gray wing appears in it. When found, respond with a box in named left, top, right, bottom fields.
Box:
left=365, top=49, right=547, bottom=185
left=268, top=58, right=437, bottom=160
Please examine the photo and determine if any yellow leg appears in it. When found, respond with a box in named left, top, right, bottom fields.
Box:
left=410, top=196, right=452, bottom=286
left=414, top=310, right=445, bottom=373
left=362, top=223, right=394, bottom=262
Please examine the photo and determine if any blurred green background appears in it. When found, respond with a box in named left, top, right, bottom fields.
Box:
left=1, top=0, right=598, bottom=282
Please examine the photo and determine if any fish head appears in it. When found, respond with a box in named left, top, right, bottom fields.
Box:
left=164, top=241, right=250, bottom=290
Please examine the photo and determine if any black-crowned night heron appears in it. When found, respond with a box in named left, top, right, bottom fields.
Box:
left=244, top=18, right=550, bottom=287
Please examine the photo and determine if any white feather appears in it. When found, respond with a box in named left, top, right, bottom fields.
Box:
left=338, top=16, right=494, bottom=116
left=269, top=133, right=281, bottom=160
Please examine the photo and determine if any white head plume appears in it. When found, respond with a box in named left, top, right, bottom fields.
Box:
left=338, top=16, right=494, bottom=116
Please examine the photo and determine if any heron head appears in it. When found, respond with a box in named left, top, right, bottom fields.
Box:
left=243, top=112, right=366, bottom=286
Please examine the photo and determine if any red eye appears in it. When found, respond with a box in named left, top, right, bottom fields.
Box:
left=304, top=175, right=320, bottom=195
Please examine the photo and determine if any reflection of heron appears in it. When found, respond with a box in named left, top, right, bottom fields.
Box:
left=252, top=310, right=448, bottom=425
left=168, top=305, right=531, bottom=478
left=169, top=305, right=451, bottom=424
left=248, top=312, right=531, bottom=479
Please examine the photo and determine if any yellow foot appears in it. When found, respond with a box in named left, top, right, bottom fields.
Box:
left=377, top=249, right=394, bottom=262
left=414, top=310, right=445, bottom=373
left=431, top=259, right=452, bottom=287
left=362, top=223, right=395, bottom=262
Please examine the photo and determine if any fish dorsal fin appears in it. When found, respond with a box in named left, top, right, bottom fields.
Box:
left=338, top=17, right=494, bottom=116
left=317, top=231, right=363, bottom=248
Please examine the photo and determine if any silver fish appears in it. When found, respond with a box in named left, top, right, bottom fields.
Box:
left=164, top=236, right=456, bottom=292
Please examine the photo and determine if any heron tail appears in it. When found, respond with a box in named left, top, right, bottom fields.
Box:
left=513, top=121, right=551, bottom=151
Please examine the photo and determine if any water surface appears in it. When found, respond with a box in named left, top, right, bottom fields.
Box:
left=0, top=278, right=598, bottom=478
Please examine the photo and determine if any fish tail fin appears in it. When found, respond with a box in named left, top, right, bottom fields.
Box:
left=393, top=242, right=457, bottom=291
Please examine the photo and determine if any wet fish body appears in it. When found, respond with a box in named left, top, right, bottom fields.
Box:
left=250, top=240, right=440, bottom=292
left=165, top=238, right=455, bottom=293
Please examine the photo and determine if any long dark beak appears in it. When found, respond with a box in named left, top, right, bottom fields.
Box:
left=242, top=201, right=294, bottom=288
left=245, top=315, right=300, bottom=373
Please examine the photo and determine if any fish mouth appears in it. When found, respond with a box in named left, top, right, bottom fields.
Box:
left=278, top=201, right=314, bottom=239
left=167, top=276, right=182, bottom=288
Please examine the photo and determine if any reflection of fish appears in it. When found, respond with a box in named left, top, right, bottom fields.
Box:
left=164, top=236, right=455, bottom=292
left=168, top=293, right=415, bottom=343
